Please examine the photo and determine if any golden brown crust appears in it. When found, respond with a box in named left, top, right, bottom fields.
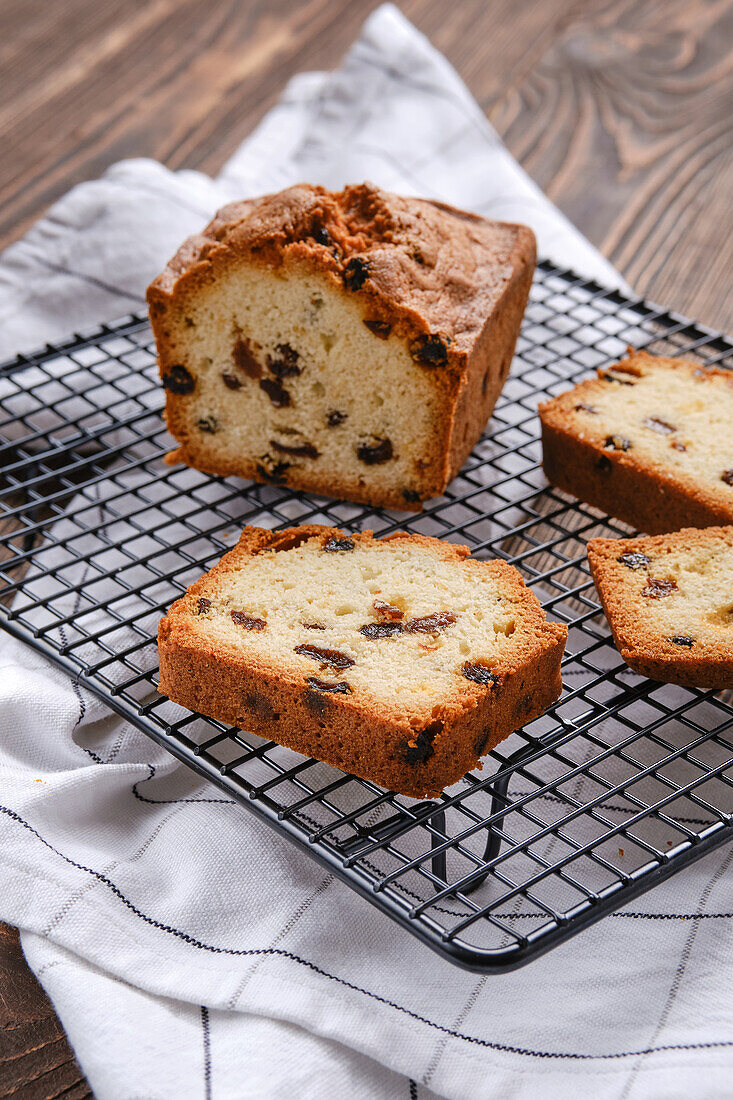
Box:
left=539, top=350, right=733, bottom=534
left=147, top=183, right=535, bottom=510
left=444, top=252, right=535, bottom=485
left=587, top=526, right=733, bottom=689
left=157, top=524, right=567, bottom=797
left=149, top=184, right=535, bottom=361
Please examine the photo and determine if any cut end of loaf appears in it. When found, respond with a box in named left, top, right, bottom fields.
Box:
left=148, top=183, right=535, bottom=511
left=587, top=525, right=733, bottom=689
left=152, top=258, right=449, bottom=509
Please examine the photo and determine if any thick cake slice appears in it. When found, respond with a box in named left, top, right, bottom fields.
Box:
left=158, top=525, right=567, bottom=797
left=147, top=183, right=535, bottom=511
left=538, top=349, right=733, bottom=534
left=587, top=526, right=733, bottom=688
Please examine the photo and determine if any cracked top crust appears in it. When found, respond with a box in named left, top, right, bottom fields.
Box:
left=147, top=182, right=536, bottom=371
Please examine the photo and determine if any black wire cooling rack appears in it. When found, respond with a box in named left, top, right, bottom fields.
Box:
left=1, top=259, right=732, bottom=972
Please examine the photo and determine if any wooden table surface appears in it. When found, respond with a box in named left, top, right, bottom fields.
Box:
left=1, top=0, right=732, bottom=1095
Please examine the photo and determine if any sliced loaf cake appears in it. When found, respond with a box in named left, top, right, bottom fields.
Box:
left=158, top=525, right=567, bottom=797
left=587, top=526, right=733, bottom=688
left=539, top=349, right=733, bottom=534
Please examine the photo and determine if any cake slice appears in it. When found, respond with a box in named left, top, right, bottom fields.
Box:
left=157, top=525, right=567, bottom=797
left=587, top=526, right=733, bottom=688
left=147, top=183, right=536, bottom=511
left=538, top=349, right=733, bottom=534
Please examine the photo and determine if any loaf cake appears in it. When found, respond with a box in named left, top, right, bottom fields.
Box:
left=147, top=183, right=536, bottom=511
left=587, top=526, right=733, bottom=688
left=538, top=349, right=733, bottom=534
left=157, top=525, right=567, bottom=797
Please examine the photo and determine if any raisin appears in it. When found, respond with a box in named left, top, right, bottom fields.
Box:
left=198, top=416, right=218, bottom=433
left=404, top=721, right=442, bottom=765
left=259, top=378, right=291, bottom=407
left=359, top=621, right=404, bottom=639
left=363, top=319, right=391, bottom=339
left=255, top=454, right=290, bottom=484
left=405, top=611, right=457, bottom=634
left=271, top=439, right=320, bottom=459
left=195, top=597, right=211, bottom=614
left=356, top=437, right=393, bottom=465
left=221, top=372, right=242, bottom=390
left=722, top=470, right=733, bottom=486
left=302, top=621, right=326, bottom=630
left=604, top=435, right=632, bottom=452
left=373, top=599, right=404, bottom=621
left=230, top=611, right=267, bottom=629
left=671, top=635, right=694, bottom=647
left=641, top=578, right=678, bottom=599
left=327, top=410, right=347, bottom=428
left=402, top=489, right=421, bottom=503
left=267, top=343, right=301, bottom=378
left=305, top=678, right=351, bottom=710
left=643, top=416, right=677, bottom=434
left=184, top=316, right=196, bottom=328
left=462, top=662, right=500, bottom=689
left=323, top=536, right=355, bottom=552
left=671, top=441, right=687, bottom=452
left=617, top=551, right=651, bottom=570
left=482, top=368, right=490, bottom=395
left=312, top=226, right=341, bottom=260
left=595, top=455, right=613, bottom=475
left=314, top=226, right=333, bottom=248
left=161, top=364, right=195, bottom=394
left=409, top=333, right=449, bottom=367
left=233, top=337, right=262, bottom=379
left=575, top=402, right=597, bottom=413
left=412, top=249, right=425, bottom=265
left=294, top=644, right=355, bottom=670
left=342, top=256, right=371, bottom=290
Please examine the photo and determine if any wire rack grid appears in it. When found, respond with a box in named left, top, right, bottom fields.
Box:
left=1, top=259, right=732, bottom=973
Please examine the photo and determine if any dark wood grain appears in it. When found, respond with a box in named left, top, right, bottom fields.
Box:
left=0, top=925, right=90, bottom=1098
left=488, top=0, right=733, bottom=329
left=1, top=0, right=731, bottom=1094
left=2, top=0, right=732, bottom=326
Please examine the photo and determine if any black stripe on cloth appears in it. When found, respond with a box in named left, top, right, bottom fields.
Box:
left=132, top=764, right=234, bottom=806
left=201, top=1005, right=212, bottom=1100
left=3, top=802, right=733, bottom=1062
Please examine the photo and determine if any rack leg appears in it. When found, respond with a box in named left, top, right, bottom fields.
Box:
left=459, top=739, right=543, bottom=896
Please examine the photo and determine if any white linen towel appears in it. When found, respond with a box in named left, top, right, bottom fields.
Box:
left=1, top=8, right=732, bottom=1100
